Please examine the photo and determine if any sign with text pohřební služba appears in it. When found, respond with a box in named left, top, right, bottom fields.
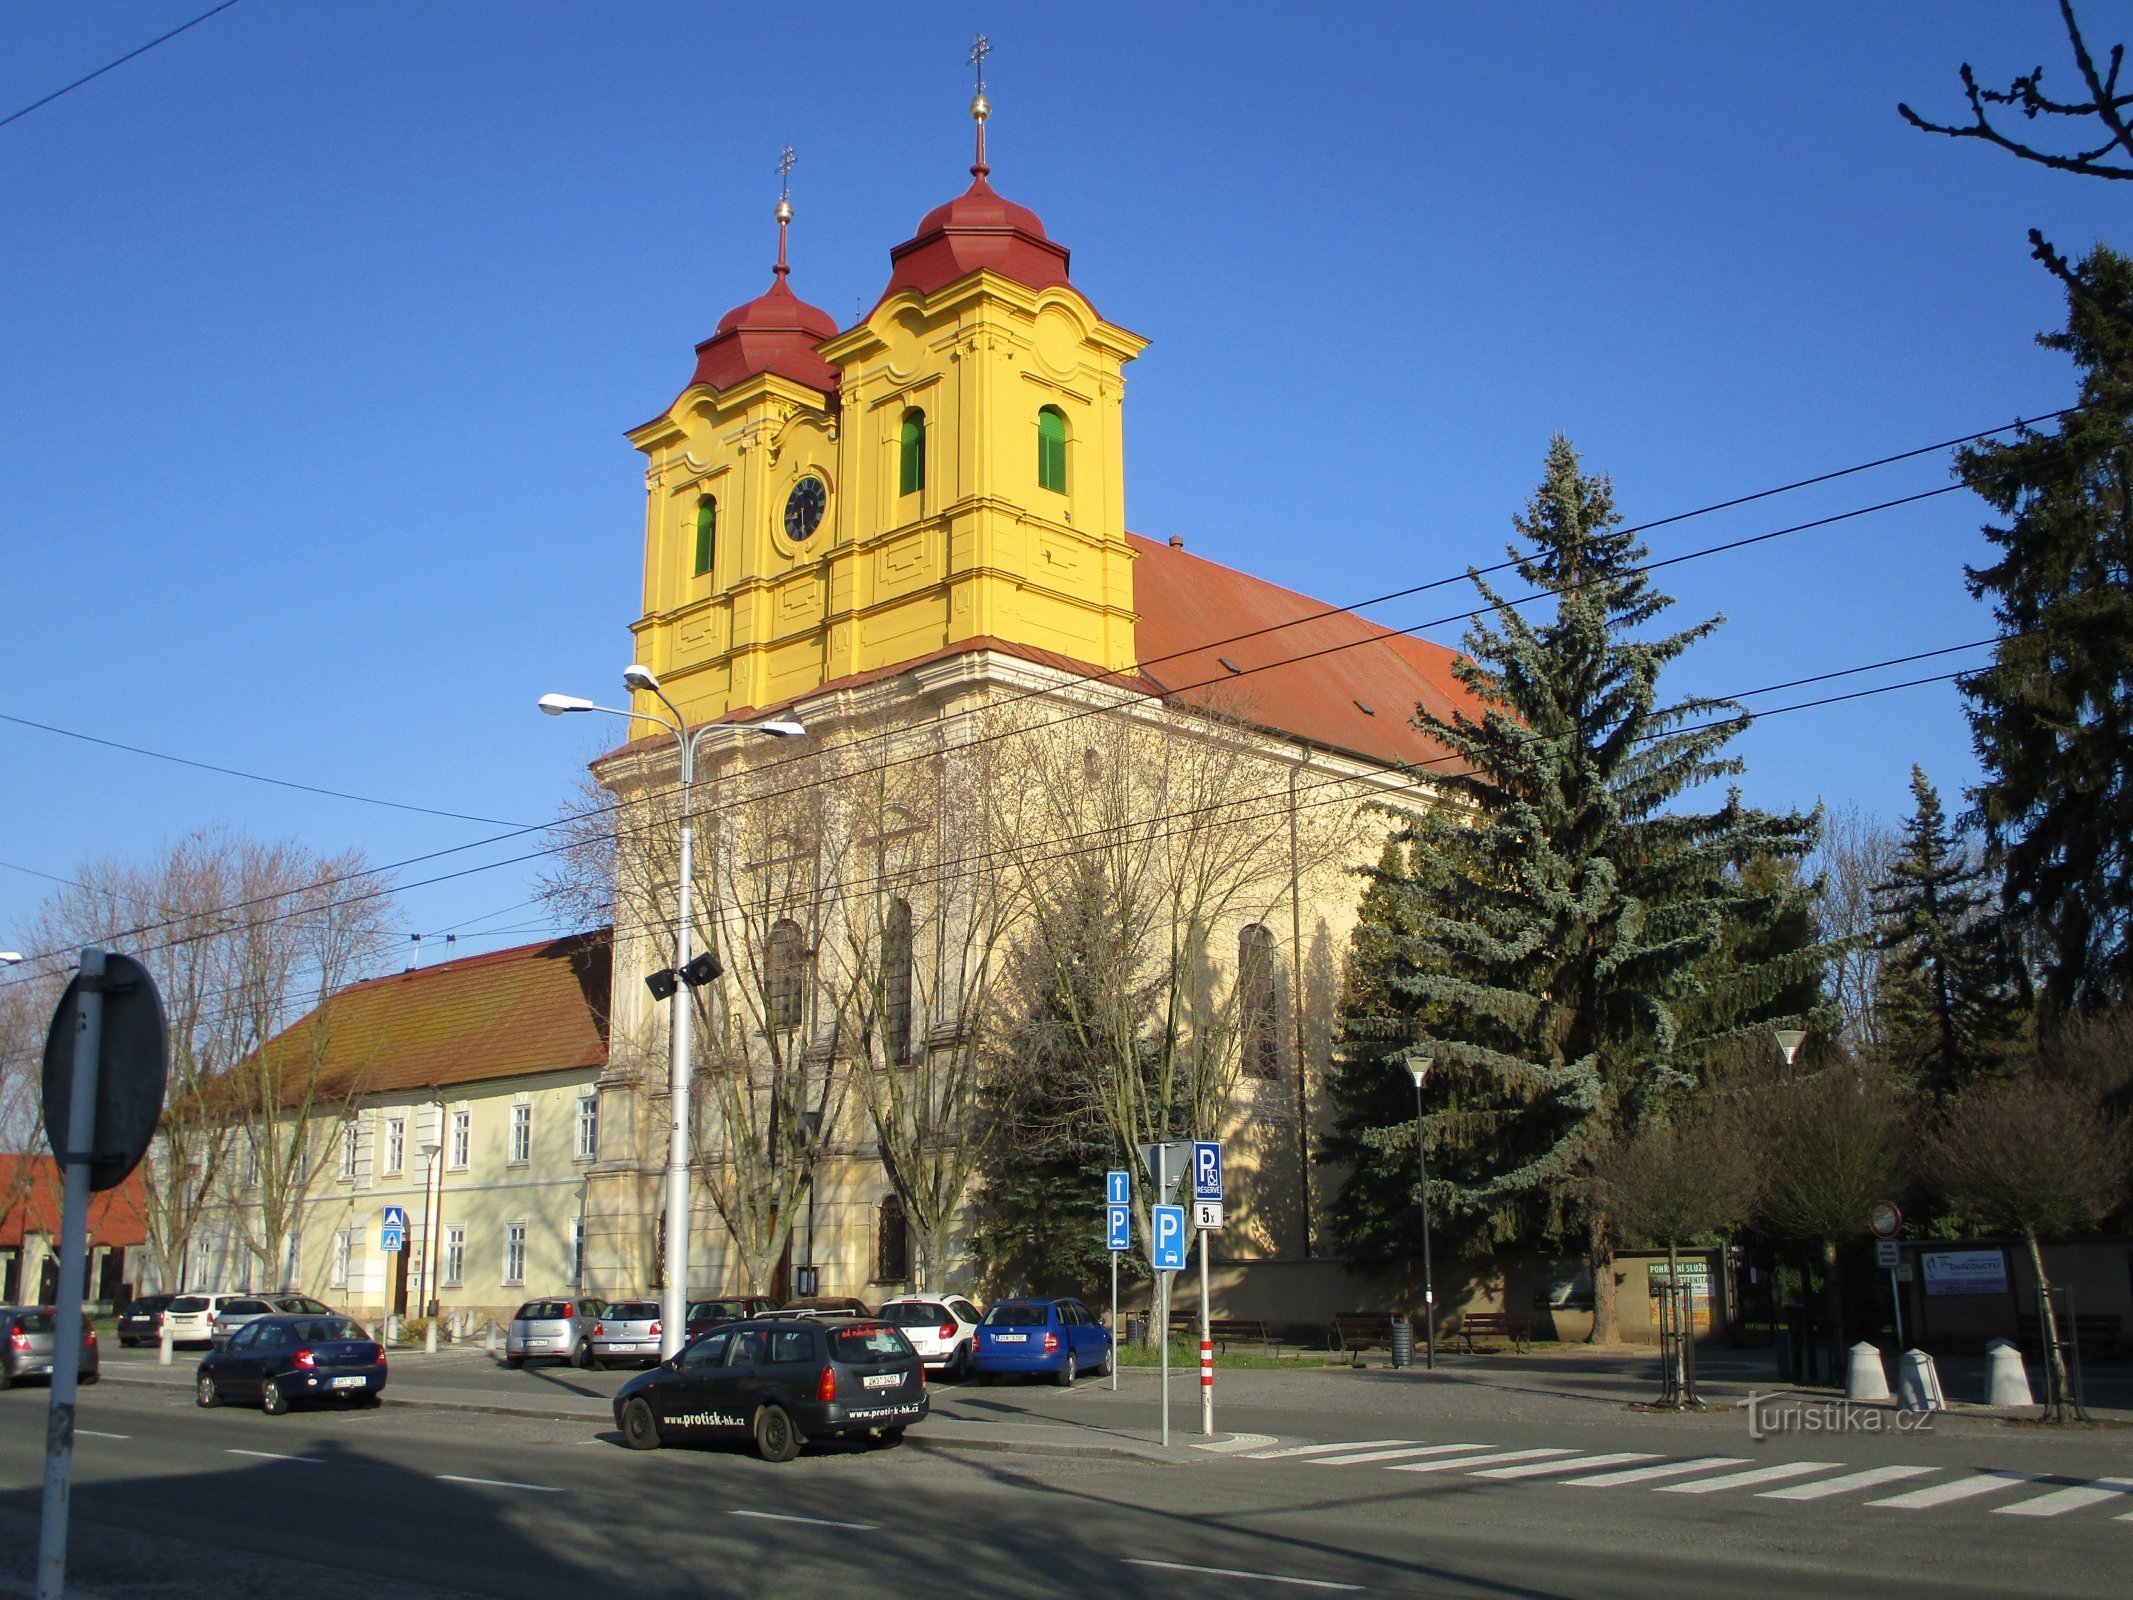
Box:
left=1920, top=1248, right=2010, bottom=1297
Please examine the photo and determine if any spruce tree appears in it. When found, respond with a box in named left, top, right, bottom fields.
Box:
left=1957, top=245, right=2133, bottom=1015
left=1330, top=437, right=1817, bottom=1341
left=1872, top=766, right=2025, bottom=1100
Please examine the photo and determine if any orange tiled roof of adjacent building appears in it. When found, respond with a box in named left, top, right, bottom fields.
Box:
left=0, top=1154, right=146, bottom=1249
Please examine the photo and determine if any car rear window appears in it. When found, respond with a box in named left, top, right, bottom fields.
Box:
left=170, top=1296, right=211, bottom=1314
left=516, top=1300, right=574, bottom=1321
left=225, top=1299, right=271, bottom=1315
left=829, top=1325, right=914, bottom=1362
left=877, top=1302, right=946, bottom=1326
left=12, top=1311, right=55, bottom=1334
left=981, top=1303, right=1050, bottom=1327
left=290, top=1319, right=363, bottom=1342
left=689, top=1300, right=747, bottom=1321
left=607, top=1302, right=659, bottom=1320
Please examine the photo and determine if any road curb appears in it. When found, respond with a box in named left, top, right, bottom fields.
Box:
left=907, top=1431, right=1185, bottom=1465
left=94, top=1371, right=610, bottom=1426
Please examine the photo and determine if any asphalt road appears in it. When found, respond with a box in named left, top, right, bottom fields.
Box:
left=3, top=1352, right=2127, bottom=1600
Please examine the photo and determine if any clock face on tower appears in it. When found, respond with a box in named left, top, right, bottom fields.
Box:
left=783, top=476, right=826, bottom=542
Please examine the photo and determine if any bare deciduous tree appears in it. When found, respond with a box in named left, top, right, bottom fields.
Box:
left=1812, top=804, right=1896, bottom=1054
left=1900, top=3, right=2131, bottom=184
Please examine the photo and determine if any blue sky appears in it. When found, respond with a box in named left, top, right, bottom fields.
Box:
left=0, top=3, right=2121, bottom=968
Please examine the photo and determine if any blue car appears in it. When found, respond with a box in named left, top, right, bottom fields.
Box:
left=194, top=1314, right=387, bottom=1414
left=972, top=1297, right=1112, bottom=1386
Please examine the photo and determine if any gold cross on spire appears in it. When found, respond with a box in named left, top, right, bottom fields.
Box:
left=775, top=144, right=796, bottom=203
left=968, top=34, right=992, bottom=177
left=969, top=33, right=991, bottom=94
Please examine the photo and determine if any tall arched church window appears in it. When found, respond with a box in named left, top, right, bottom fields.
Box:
left=767, top=917, right=806, bottom=1030
left=884, top=897, right=914, bottom=1065
left=875, top=1193, right=911, bottom=1283
left=1239, top=923, right=1280, bottom=1080
left=1037, top=406, right=1068, bottom=494
left=693, top=496, right=717, bottom=577
left=899, top=409, right=926, bottom=497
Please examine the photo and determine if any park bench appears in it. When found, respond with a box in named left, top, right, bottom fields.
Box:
left=2015, top=1312, right=2122, bottom=1359
left=1329, top=1312, right=1398, bottom=1355
left=1167, top=1312, right=1282, bottom=1355
left=1455, top=1311, right=1534, bottom=1354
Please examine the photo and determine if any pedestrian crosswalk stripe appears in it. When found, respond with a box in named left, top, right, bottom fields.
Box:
left=1245, top=1439, right=1419, bottom=1460
left=1994, top=1478, right=2133, bottom=1518
left=1760, top=1465, right=1937, bottom=1501
left=1657, top=1461, right=1844, bottom=1495
left=1564, top=1456, right=1752, bottom=1488
left=1471, top=1452, right=1660, bottom=1480
left=1870, top=1471, right=2052, bottom=1510
left=1388, top=1448, right=1576, bottom=1475
left=1308, top=1444, right=1489, bottom=1467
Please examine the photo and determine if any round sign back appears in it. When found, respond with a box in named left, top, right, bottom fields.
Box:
left=42, top=951, right=169, bottom=1192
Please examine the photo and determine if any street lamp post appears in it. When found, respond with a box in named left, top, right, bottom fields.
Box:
left=415, top=1135, right=441, bottom=1353
left=1405, top=1049, right=1437, bottom=1371
left=541, top=668, right=802, bottom=1359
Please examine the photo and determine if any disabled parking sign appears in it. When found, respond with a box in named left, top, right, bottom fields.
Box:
left=1150, top=1203, right=1187, bottom=1271
left=1192, top=1141, right=1222, bottom=1202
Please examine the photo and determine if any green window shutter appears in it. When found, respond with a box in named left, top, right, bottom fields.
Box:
left=693, top=497, right=716, bottom=576
left=899, top=411, right=926, bottom=497
left=1038, top=408, right=1067, bottom=494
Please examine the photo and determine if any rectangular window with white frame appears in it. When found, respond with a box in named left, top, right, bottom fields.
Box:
left=284, top=1231, right=300, bottom=1292
left=571, top=1216, right=584, bottom=1285
left=503, top=1221, right=527, bottom=1286
left=509, top=1103, right=531, bottom=1166
left=330, top=1229, right=351, bottom=1289
left=339, top=1122, right=358, bottom=1182
left=450, top=1108, right=470, bottom=1171
left=443, top=1224, right=465, bottom=1287
left=385, top=1116, right=404, bottom=1175
left=575, top=1093, right=599, bottom=1161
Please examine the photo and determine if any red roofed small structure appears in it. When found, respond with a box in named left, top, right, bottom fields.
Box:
left=0, top=1152, right=147, bottom=1307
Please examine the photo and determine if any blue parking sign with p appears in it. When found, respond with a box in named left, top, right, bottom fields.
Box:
left=1151, top=1204, right=1187, bottom=1271
left=1193, top=1141, right=1222, bottom=1202
left=1106, top=1204, right=1131, bottom=1252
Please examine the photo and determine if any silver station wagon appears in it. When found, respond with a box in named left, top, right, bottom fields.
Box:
left=505, top=1297, right=604, bottom=1368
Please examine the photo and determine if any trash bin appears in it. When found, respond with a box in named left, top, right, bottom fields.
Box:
left=1390, top=1317, right=1415, bottom=1369
left=1126, top=1314, right=1150, bottom=1347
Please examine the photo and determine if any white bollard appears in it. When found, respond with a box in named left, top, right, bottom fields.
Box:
left=425, top=1315, right=438, bottom=1355
left=1897, top=1348, right=1946, bottom=1412
left=1844, top=1341, right=1892, bottom=1403
left=485, top=1319, right=499, bottom=1355
left=1984, top=1338, right=2034, bottom=1408
left=158, top=1320, right=173, bottom=1367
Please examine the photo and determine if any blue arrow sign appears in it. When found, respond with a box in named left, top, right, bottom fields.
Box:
left=1106, top=1169, right=1131, bottom=1207
left=1151, top=1204, right=1187, bottom=1271
left=1192, top=1141, right=1223, bottom=1202
left=1106, top=1204, right=1132, bottom=1252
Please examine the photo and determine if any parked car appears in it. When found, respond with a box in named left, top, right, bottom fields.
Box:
left=268, top=1294, right=336, bottom=1317
left=116, top=1293, right=176, bottom=1348
left=163, top=1293, right=255, bottom=1349
left=505, top=1297, right=605, bottom=1368
left=875, top=1294, right=984, bottom=1379
left=612, top=1316, right=926, bottom=1460
left=774, top=1296, right=873, bottom=1320
left=972, top=1297, right=1111, bottom=1386
left=685, top=1297, right=777, bottom=1342
left=208, top=1295, right=282, bottom=1348
left=195, top=1314, right=386, bottom=1414
left=588, top=1301, right=664, bottom=1368
left=1, top=1307, right=100, bottom=1389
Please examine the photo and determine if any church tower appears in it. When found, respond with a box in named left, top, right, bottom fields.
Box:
left=624, top=57, right=1148, bottom=731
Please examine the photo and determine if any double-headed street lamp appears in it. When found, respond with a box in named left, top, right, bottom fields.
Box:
left=541, top=665, right=803, bottom=1359
left=1403, top=1047, right=1437, bottom=1371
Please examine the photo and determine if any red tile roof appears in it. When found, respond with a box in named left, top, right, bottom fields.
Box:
left=0, top=1154, right=146, bottom=1248
left=263, top=931, right=611, bottom=1103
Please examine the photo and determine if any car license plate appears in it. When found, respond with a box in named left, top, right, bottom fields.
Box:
left=330, top=1376, right=366, bottom=1389
left=995, top=1333, right=1027, bottom=1343
left=863, top=1373, right=899, bottom=1389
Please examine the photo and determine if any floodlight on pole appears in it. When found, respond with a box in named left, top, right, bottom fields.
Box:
left=0, top=952, right=22, bottom=965
left=1773, top=1028, right=1807, bottom=1068
left=538, top=674, right=805, bottom=1358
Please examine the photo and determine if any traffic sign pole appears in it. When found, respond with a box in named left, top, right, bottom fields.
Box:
left=1199, top=1225, right=1213, bottom=1436
left=38, top=948, right=105, bottom=1600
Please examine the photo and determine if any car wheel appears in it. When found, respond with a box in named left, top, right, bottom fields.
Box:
left=356, top=1392, right=383, bottom=1409
left=872, top=1426, right=905, bottom=1448
left=573, top=1341, right=595, bottom=1370
left=195, top=1373, right=219, bottom=1408
left=954, top=1342, right=975, bottom=1380
left=753, top=1403, right=802, bottom=1464
left=1095, top=1341, right=1112, bottom=1377
left=1054, top=1350, right=1077, bottom=1388
left=504, top=1353, right=523, bottom=1369
left=80, top=1371, right=99, bottom=1386
left=620, top=1398, right=662, bottom=1451
left=261, top=1378, right=289, bottom=1416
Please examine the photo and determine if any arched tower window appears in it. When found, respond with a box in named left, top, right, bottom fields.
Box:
left=884, top=897, right=914, bottom=1065
left=1239, top=923, right=1279, bottom=1080
left=1037, top=406, right=1068, bottom=494
left=875, top=1193, right=910, bottom=1283
left=767, top=917, right=806, bottom=1030
left=899, top=409, right=926, bottom=497
left=692, top=496, right=717, bottom=577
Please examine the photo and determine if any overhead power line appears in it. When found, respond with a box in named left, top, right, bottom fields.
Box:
left=0, top=0, right=245, bottom=133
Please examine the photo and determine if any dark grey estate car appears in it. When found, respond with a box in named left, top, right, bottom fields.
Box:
left=1, top=1306, right=101, bottom=1388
